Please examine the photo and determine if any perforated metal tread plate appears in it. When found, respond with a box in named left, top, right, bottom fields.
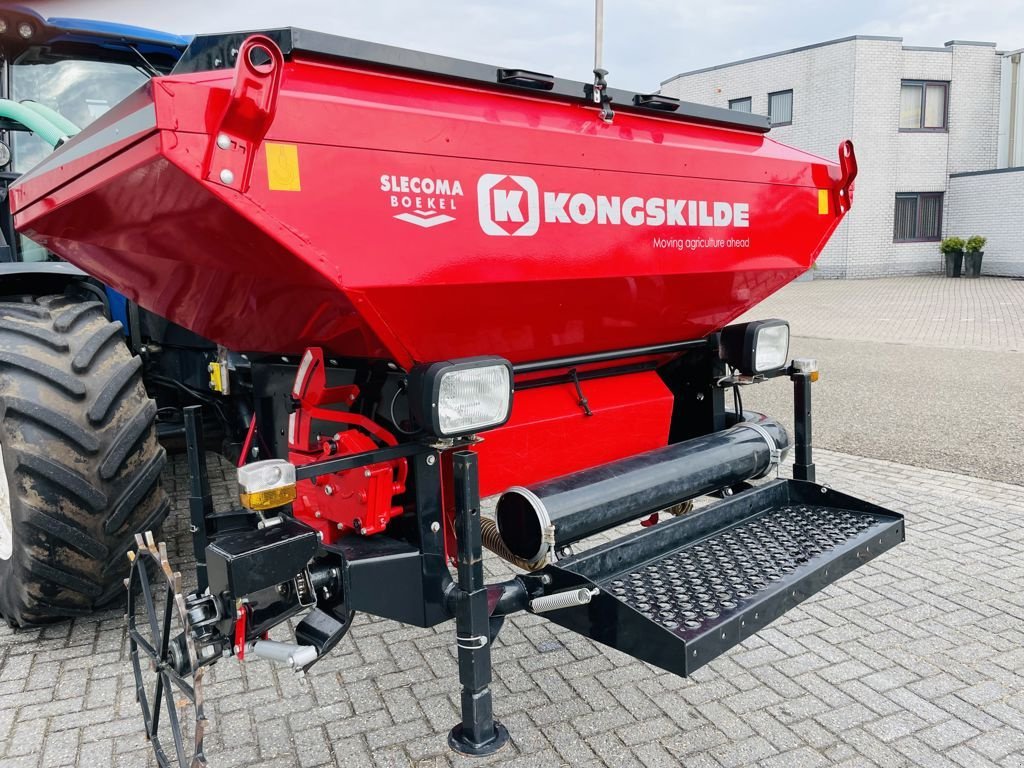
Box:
left=539, top=479, right=904, bottom=676
left=604, top=504, right=874, bottom=635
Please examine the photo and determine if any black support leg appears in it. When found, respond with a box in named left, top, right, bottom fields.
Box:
left=791, top=370, right=816, bottom=482
left=448, top=451, right=510, bottom=756
left=183, top=406, right=214, bottom=594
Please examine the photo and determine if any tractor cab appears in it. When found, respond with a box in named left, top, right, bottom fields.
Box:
left=0, top=5, right=188, bottom=262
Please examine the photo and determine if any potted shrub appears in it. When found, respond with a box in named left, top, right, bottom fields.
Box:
left=940, top=236, right=965, bottom=278
left=963, top=235, right=986, bottom=278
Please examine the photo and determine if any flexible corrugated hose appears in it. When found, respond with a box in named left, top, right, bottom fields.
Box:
left=480, top=516, right=547, bottom=571
left=481, top=502, right=694, bottom=572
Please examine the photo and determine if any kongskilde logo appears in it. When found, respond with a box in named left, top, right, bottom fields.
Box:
left=477, top=174, right=540, bottom=237
left=476, top=172, right=750, bottom=237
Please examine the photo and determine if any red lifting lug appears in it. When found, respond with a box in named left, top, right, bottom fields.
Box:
left=835, top=140, right=857, bottom=214
left=204, top=35, right=284, bottom=193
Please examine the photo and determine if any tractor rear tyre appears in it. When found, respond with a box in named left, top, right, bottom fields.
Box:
left=0, top=294, right=169, bottom=626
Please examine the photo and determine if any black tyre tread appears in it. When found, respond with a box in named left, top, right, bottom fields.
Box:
left=35, top=294, right=75, bottom=308
left=4, top=397, right=101, bottom=454
left=99, top=400, right=158, bottom=481
left=15, top=452, right=108, bottom=512
left=0, top=317, right=69, bottom=352
left=22, top=507, right=109, bottom=560
left=87, top=356, right=142, bottom=425
left=72, top=321, right=123, bottom=373
left=105, top=447, right=166, bottom=534
left=0, top=295, right=169, bottom=626
left=25, top=559, right=104, bottom=597
left=53, top=301, right=104, bottom=332
left=0, top=350, right=87, bottom=398
left=13, top=600, right=95, bottom=620
left=101, top=495, right=171, bottom=580
left=0, top=301, right=48, bottom=319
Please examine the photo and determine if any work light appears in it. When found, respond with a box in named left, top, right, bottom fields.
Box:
left=719, top=319, right=790, bottom=375
left=238, top=459, right=297, bottom=511
left=409, top=357, right=514, bottom=438
left=0, top=19, right=8, bottom=34
left=17, top=22, right=32, bottom=39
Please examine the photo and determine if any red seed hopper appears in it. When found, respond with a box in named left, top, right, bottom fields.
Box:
left=11, top=29, right=856, bottom=367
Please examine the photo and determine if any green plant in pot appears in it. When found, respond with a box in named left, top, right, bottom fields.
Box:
left=940, top=236, right=965, bottom=278
left=963, top=235, right=986, bottom=278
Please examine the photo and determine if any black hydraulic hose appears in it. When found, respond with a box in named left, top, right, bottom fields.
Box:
left=495, top=418, right=789, bottom=565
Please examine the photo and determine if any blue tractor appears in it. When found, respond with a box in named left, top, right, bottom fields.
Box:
left=0, top=7, right=251, bottom=626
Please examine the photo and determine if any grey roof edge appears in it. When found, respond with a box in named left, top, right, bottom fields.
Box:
left=949, top=166, right=1024, bottom=179
left=943, top=40, right=997, bottom=47
left=903, top=46, right=950, bottom=53
left=660, top=35, right=902, bottom=84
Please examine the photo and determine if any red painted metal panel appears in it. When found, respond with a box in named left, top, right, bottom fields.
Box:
left=474, top=370, right=673, bottom=498
left=12, top=42, right=855, bottom=365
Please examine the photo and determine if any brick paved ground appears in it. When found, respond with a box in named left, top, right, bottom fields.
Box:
left=739, top=275, right=1024, bottom=351
left=738, top=275, right=1024, bottom=483
left=2, top=447, right=1024, bottom=768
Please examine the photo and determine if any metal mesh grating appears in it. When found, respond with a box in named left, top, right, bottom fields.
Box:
left=603, top=505, right=875, bottom=634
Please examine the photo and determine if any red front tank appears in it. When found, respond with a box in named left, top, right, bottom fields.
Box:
left=11, top=29, right=856, bottom=368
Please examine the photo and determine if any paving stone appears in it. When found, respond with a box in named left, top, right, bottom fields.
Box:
left=865, top=711, right=928, bottom=742
left=759, top=746, right=829, bottom=768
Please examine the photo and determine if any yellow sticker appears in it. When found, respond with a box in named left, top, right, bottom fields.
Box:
left=265, top=142, right=301, bottom=191
left=818, top=189, right=829, bottom=215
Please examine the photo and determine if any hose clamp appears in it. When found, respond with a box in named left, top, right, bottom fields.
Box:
left=456, top=634, right=488, bottom=650
left=499, top=486, right=555, bottom=566
left=735, top=421, right=781, bottom=478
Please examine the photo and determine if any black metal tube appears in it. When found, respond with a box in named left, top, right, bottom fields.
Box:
left=495, top=418, right=790, bottom=565
left=184, top=406, right=212, bottom=594
left=792, top=373, right=815, bottom=482
left=513, top=339, right=708, bottom=374
left=448, top=451, right=509, bottom=755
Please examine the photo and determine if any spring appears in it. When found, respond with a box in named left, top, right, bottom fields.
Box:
left=529, top=588, right=598, bottom=614
left=480, top=517, right=546, bottom=571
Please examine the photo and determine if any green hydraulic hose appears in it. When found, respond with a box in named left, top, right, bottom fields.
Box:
left=0, top=99, right=69, bottom=148
left=17, top=100, right=80, bottom=139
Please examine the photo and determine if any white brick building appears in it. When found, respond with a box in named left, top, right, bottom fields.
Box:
left=661, top=36, right=1023, bottom=278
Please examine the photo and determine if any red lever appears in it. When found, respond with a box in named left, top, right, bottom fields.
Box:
left=233, top=603, right=249, bottom=661
left=835, top=140, right=857, bottom=214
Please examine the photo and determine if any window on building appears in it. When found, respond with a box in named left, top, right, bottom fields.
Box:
left=893, top=193, right=943, bottom=241
left=899, top=81, right=948, bottom=130
left=728, top=97, right=752, bottom=112
left=768, top=90, right=793, bottom=126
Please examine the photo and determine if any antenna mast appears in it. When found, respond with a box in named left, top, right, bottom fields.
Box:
left=592, top=0, right=614, bottom=122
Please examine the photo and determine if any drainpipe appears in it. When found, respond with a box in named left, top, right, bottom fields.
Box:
left=1011, top=54, right=1020, bottom=166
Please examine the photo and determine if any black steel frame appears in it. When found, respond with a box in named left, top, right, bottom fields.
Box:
left=184, top=406, right=212, bottom=593
left=183, top=408, right=513, bottom=752
left=175, top=337, right=819, bottom=757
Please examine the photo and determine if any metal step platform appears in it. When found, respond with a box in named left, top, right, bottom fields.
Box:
left=538, top=478, right=904, bottom=676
